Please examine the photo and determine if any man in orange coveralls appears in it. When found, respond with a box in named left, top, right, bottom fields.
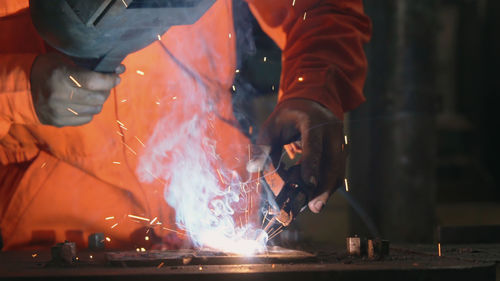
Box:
left=0, top=1, right=371, bottom=250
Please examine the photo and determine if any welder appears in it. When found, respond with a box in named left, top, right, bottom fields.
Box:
left=0, top=0, right=371, bottom=250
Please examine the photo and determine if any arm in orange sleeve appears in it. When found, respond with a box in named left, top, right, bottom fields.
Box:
left=0, top=6, right=43, bottom=139
left=248, top=0, right=372, bottom=119
left=0, top=54, right=40, bottom=137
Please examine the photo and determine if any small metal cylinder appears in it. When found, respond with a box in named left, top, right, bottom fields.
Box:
left=346, top=237, right=361, bottom=256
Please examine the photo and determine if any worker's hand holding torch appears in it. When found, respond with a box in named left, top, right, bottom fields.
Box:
left=30, top=53, right=124, bottom=127
left=248, top=99, right=347, bottom=213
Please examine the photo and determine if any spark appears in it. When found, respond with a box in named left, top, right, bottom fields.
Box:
left=438, top=243, right=442, bottom=257
left=157, top=262, right=165, bottom=269
left=162, top=227, right=185, bottom=236
left=140, top=247, right=146, bottom=252
left=121, top=0, right=128, bottom=7
left=105, top=216, right=115, bottom=220
left=235, top=69, right=240, bottom=73
left=269, top=229, right=283, bottom=240
left=172, top=96, right=177, bottom=100
left=69, top=75, right=82, bottom=88
left=248, top=126, right=253, bottom=135
left=121, top=99, right=127, bottom=103
left=292, top=0, right=296, bottom=6
left=67, top=107, right=79, bottom=115
left=150, top=217, right=158, bottom=225
left=344, top=135, right=348, bottom=144
left=41, top=162, right=47, bottom=168
left=272, top=85, right=275, bottom=91
left=135, top=136, right=146, bottom=147
left=344, top=178, right=349, bottom=192
left=216, top=169, right=226, bottom=184
left=157, top=34, right=161, bottom=40
left=122, top=141, right=137, bottom=155
left=228, top=33, right=232, bottom=39
left=112, top=161, right=121, bottom=165
left=128, top=214, right=150, bottom=221
left=232, top=85, right=236, bottom=92
left=261, top=211, right=268, bottom=228
left=268, top=225, right=283, bottom=238
left=116, top=131, right=124, bottom=137
left=298, top=76, right=304, bottom=82
left=263, top=56, right=267, bottom=62
left=136, top=70, right=145, bottom=76
left=70, top=90, right=74, bottom=100
left=145, top=236, right=149, bottom=241
left=136, top=248, right=140, bottom=252
left=31, top=253, right=38, bottom=258
left=90, top=255, right=94, bottom=259
left=75, top=257, right=79, bottom=261
left=155, top=101, right=160, bottom=105
left=111, top=223, right=118, bottom=229
left=303, top=12, right=307, bottom=20
left=116, top=120, right=128, bottom=130
left=199, top=266, right=203, bottom=271
left=105, top=237, right=111, bottom=242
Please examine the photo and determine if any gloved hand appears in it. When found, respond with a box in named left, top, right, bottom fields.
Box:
left=30, top=52, right=124, bottom=127
left=248, top=99, right=347, bottom=213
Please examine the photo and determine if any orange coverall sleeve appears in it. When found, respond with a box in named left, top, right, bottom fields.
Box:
left=0, top=5, right=42, bottom=139
left=248, top=0, right=372, bottom=119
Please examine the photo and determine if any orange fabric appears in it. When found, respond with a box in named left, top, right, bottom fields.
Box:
left=0, top=0, right=371, bottom=250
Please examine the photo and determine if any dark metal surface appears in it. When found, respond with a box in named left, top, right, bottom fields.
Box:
left=438, top=225, right=500, bottom=244
left=0, top=244, right=495, bottom=281
left=29, top=0, right=216, bottom=72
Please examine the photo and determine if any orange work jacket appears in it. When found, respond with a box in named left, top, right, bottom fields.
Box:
left=0, top=0, right=371, bottom=250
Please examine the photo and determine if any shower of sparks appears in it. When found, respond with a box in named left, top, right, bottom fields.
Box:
left=67, top=107, right=79, bottom=115
left=69, top=75, right=82, bottom=88
left=105, top=216, right=115, bottom=220
left=136, top=70, right=145, bottom=76
left=135, top=136, right=146, bottom=147
left=112, top=161, right=121, bottom=165
left=303, top=12, right=307, bottom=20
left=344, top=178, right=349, bottom=192
left=128, top=214, right=150, bottom=221
left=121, top=0, right=128, bottom=7
left=111, top=223, right=118, bottom=229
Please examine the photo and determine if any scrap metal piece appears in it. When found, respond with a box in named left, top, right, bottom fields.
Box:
left=88, top=233, right=105, bottom=250
left=346, top=237, right=361, bottom=256
left=51, top=241, right=76, bottom=264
